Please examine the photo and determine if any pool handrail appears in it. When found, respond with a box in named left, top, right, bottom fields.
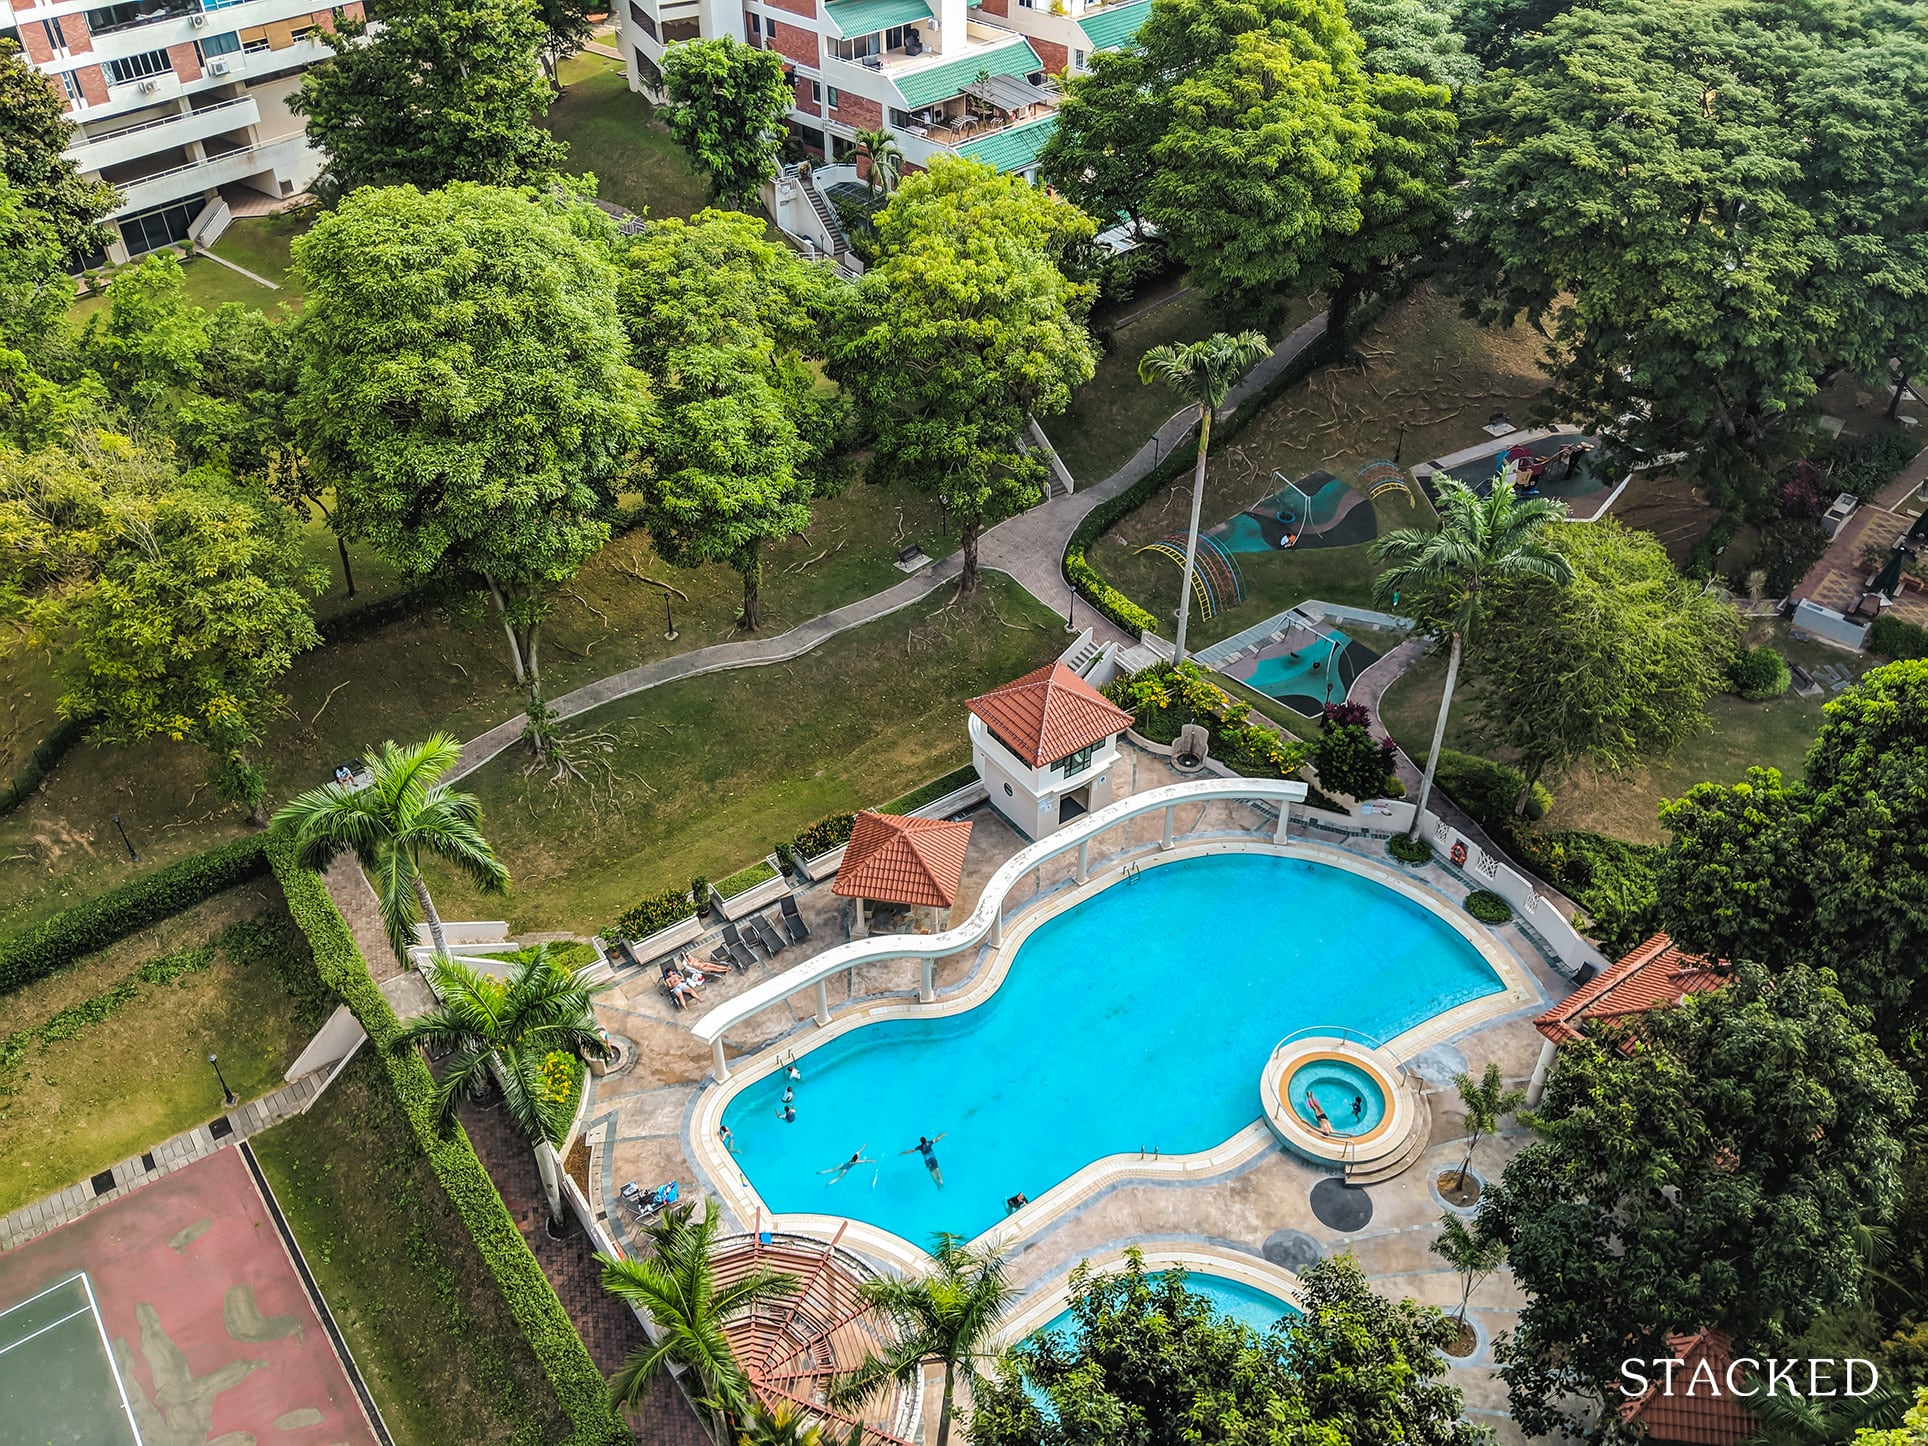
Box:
left=689, top=775, right=1308, bottom=1076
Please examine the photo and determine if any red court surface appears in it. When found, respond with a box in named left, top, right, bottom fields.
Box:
left=0, top=1146, right=378, bottom=1445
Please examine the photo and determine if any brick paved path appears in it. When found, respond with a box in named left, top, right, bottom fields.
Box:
left=456, top=1098, right=709, bottom=1446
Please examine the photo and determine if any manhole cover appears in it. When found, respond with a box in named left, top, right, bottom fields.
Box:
left=1309, top=1176, right=1374, bottom=1231
left=1261, top=1228, right=1324, bottom=1273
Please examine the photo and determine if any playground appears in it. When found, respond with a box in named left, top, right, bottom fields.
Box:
left=1420, top=427, right=1624, bottom=521
left=0, top=1147, right=378, bottom=1446
left=1196, top=608, right=1385, bottom=717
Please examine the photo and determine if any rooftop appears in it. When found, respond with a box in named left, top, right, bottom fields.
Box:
left=832, top=810, right=975, bottom=908
left=967, top=662, right=1134, bottom=768
left=822, top=0, right=931, bottom=40
left=892, top=34, right=1045, bottom=109
left=1619, top=1330, right=1756, bottom=1445
left=1533, top=932, right=1727, bottom=1046
left=1078, top=0, right=1152, bottom=51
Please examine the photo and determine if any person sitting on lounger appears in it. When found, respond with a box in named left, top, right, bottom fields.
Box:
left=663, top=968, right=698, bottom=1008
left=1305, top=1089, right=1333, bottom=1134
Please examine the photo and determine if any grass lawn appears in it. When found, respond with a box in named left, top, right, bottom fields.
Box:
left=209, top=211, right=310, bottom=293
left=254, top=1054, right=573, bottom=1446
left=0, top=477, right=953, bottom=939
left=545, top=52, right=711, bottom=219
left=1375, top=622, right=1873, bottom=844
left=1092, top=285, right=1553, bottom=648
left=0, top=881, right=325, bottom=1215
left=70, top=248, right=288, bottom=323
left=424, top=576, right=1065, bottom=934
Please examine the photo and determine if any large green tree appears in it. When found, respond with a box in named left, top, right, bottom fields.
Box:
left=661, top=37, right=792, bottom=208
left=1465, top=518, right=1742, bottom=807
left=78, top=252, right=208, bottom=422
left=615, top=210, right=844, bottom=631
left=1370, top=476, right=1571, bottom=837
left=0, top=39, right=117, bottom=259
left=291, top=183, right=647, bottom=739
left=1449, top=0, right=1928, bottom=508
left=831, top=159, right=1097, bottom=594
left=1036, top=48, right=1163, bottom=239
left=0, top=430, right=322, bottom=818
left=0, top=175, right=73, bottom=368
left=1346, top=0, right=1478, bottom=88
left=1479, top=962, right=1914, bottom=1437
left=292, top=0, right=565, bottom=195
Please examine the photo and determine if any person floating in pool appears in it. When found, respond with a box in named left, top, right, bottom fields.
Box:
left=820, top=1147, right=876, bottom=1184
left=902, top=1133, right=947, bottom=1188
left=1305, top=1089, right=1334, bottom=1134
left=781, top=1086, right=795, bottom=1106
left=1351, top=1094, right=1364, bottom=1121
left=1006, top=1192, right=1028, bottom=1215
left=786, top=1062, right=803, bottom=1083
left=719, top=1123, right=737, bottom=1153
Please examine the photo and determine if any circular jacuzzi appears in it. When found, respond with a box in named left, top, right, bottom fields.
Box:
left=1261, top=1036, right=1413, bottom=1171
left=1287, top=1057, right=1388, bottom=1137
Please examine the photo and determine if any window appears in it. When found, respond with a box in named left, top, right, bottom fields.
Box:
left=118, top=198, right=198, bottom=256
left=105, top=48, right=172, bottom=84
left=1056, top=743, right=1098, bottom=777
left=45, top=16, right=68, bottom=48
left=765, top=14, right=778, bottom=35
left=87, top=0, right=197, bottom=37
left=831, top=32, right=878, bottom=60
left=890, top=107, right=911, bottom=126
left=202, top=0, right=251, bottom=10
left=289, top=23, right=317, bottom=40
left=810, top=78, right=822, bottom=101
left=826, top=85, right=839, bottom=109
left=628, top=1, right=657, bottom=37
left=196, top=29, right=240, bottom=59
left=241, top=34, right=271, bottom=51
left=61, top=70, right=83, bottom=103
left=1072, top=47, right=1085, bottom=68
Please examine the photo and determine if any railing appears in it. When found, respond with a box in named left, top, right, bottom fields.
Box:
left=691, top=775, right=1307, bottom=1078
left=74, top=94, right=253, bottom=145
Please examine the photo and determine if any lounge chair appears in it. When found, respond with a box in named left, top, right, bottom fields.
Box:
left=726, top=940, right=758, bottom=971
left=723, top=919, right=758, bottom=955
left=779, top=895, right=811, bottom=943
left=749, top=914, right=787, bottom=955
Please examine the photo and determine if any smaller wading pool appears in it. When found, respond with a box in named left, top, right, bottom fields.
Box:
left=1034, top=1272, right=1299, bottom=1343
left=1288, top=1058, right=1387, bottom=1137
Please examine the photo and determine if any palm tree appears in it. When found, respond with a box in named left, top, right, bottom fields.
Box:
left=1370, top=478, right=1572, bottom=836
left=1740, top=1378, right=1909, bottom=1444
left=736, top=1403, right=864, bottom=1445
left=601, top=1197, right=800, bottom=1444
left=1138, top=332, right=1273, bottom=662
left=271, top=732, right=508, bottom=959
left=1430, top=1214, right=1505, bottom=1327
left=851, top=128, right=903, bottom=199
left=393, top=944, right=608, bottom=1224
left=1451, top=1061, right=1526, bottom=1192
left=829, top=1233, right=1015, bottom=1446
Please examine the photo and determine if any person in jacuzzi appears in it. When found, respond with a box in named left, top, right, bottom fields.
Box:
left=1305, top=1089, right=1334, bottom=1134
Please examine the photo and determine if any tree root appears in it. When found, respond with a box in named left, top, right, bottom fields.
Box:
left=616, top=562, right=689, bottom=600
left=563, top=588, right=611, bottom=626
left=308, top=681, right=350, bottom=724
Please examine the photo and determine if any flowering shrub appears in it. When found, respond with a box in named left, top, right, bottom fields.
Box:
left=610, top=888, right=696, bottom=941
left=1105, top=663, right=1308, bottom=778
left=792, top=812, right=856, bottom=858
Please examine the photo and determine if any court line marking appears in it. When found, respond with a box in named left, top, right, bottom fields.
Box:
left=79, top=1272, right=144, bottom=1444
left=0, top=1303, right=94, bottom=1356
left=0, top=1270, right=89, bottom=1321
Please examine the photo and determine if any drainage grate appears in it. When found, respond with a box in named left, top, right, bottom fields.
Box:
left=209, top=1116, right=234, bottom=1140
left=90, top=1169, right=117, bottom=1196
left=140, top=1152, right=156, bottom=1172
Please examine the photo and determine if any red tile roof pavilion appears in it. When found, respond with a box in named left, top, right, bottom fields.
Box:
left=966, top=662, right=1134, bottom=769
left=832, top=811, right=974, bottom=909
left=1619, top=1330, right=1757, bottom=1445
left=1533, top=933, right=1728, bottom=1046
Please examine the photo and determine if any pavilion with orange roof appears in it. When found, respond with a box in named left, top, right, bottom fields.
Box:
left=833, top=810, right=975, bottom=936
left=966, top=661, right=1135, bottom=840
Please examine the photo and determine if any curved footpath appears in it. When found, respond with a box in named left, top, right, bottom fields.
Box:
left=449, top=312, right=1331, bottom=781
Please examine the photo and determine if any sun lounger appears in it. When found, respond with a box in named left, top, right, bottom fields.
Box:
left=723, top=920, right=758, bottom=955
left=779, top=895, right=811, bottom=943
left=726, top=940, right=758, bottom=970
left=749, top=914, right=787, bottom=955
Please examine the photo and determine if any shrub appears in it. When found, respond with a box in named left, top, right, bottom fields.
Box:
left=883, top=765, right=979, bottom=815
left=1870, top=613, right=1928, bottom=661
left=1510, top=828, right=1661, bottom=956
left=266, top=835, right=629, bottom=1446
left=1729, top=644, right=1791, bottom=700
left=1465, top=890, right=1513, bottom=924
left=792, top=812, right=856, bottom=857
left=713, top=860, right=778, bottom=899
left=1216, top=721, right=1311, bottom=779
left=0, top=835, right=270, bottom=997
left=0, top=715, right=90, bottom=819
left=690, top=876, right=710, bottom=914
left=1321, top=701, right=1372, bottom=732
left=1779, top=460, right=1828, bottom=520
left=1313, top=723, right=1398, bottom=800
left=1826, top=427, right=1920, bottom=502
left=1388, top=834, right=1433, bottom=864
left=1431, top=751, right=1549, bottom=834
left=1755, top=517, right=1830, bottom=597
left=612, top=887, right=696, bottom=941
left=1106, top=662, right=1308, bottom=778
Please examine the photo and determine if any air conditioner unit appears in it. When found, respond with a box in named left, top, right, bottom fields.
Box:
left=208, top=57, right=229, bottom=73
left=190, top=12, right=206, bottom=25
left=138, top=77, right=159, bottom=91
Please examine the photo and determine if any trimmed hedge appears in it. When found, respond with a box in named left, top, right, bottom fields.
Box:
left=0, top=834, right=269, bottom=997
left=713, top=860, right=778, bottom=899
left=1387, top=834, right=1433, bottom=865
left=791, top=812, right=856, bottom=858
left=1869, top=613, right=1928, bottom=661
left=882, top=764, right=980, bottom=815
left=266, top=835, right=629, bottom=1446
left=610, top=887, right=696, bottom=942
left=1465, top=889, right=1513, bottom=924
left=1, top=715, right=90, bottom=819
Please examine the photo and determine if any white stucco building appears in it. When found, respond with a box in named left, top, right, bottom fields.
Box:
left=967, top=661, right=1134, bottom=840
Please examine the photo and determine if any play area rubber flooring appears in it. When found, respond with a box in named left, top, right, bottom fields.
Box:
left=0, top=1147, right=377, bottom=1445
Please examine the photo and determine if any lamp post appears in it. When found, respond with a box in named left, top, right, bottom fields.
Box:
left=111, top=814, right=138, bottom=862
left=663, top=591, right=678, bottom=642
left=209, top=1053, right=235, bottom=1107
left=1064, top=593, right=1076, bottom=633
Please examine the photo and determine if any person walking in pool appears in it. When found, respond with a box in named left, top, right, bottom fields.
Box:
left=1351, top=1094, right=1364, bottom=1121
left=820, top=1147, right=876, bottom=1184
left=902, top=1133, right=947, bottom=1188
left=777, top=1103, right=797, bottom=1122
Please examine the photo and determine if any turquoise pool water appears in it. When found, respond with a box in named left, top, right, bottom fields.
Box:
left=1242, top=632, right=1354, bottom=698
left=1288, top=1058, right=1386, bottom=1136
left=719, top=853, right=1502, bottom=1243
left=1034, top=1271, right=1299, bottom=1343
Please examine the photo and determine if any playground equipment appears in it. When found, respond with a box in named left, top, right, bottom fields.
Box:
left=1356, top=460, right=1415, bottom=505
left=1268, top=473, right=1316, bottom=549
left=1135, top=533, right=1247, bottom=620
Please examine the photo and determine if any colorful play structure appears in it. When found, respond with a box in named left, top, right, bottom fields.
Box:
left=1135, top=533, right=1247, bottom=621
left=1356, top=460, right=1416, bottom=506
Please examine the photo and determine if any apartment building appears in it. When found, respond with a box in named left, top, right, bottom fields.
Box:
left=616, top=0, right=1150, bottom=181
left=3, top=0, right=358, bottom=263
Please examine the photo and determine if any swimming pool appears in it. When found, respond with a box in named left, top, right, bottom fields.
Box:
left=1288, top=1057, right=1387, bottom=1136
left=718, top=853, right=1503, bottom=1243
left=1033, top=1271, right=1299, bottom=1343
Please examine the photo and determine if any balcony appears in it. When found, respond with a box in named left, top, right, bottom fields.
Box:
left=106, top=131, right=307, bottom=214
left=68, top=95, right=260, bottom=170
left=86, top=0, right=199, bottom=38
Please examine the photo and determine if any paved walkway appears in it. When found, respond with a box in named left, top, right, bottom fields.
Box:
left=0, top=1071, right=327, bottom=1251
left=1790, top=441, right=1928, bottom=621
left=449, top=312, right=1332, bottom=780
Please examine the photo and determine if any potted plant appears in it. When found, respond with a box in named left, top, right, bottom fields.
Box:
left=691, top=876, right=712, bottom=918
left=789, top=812, right=856, bottom=882
left=613, top=888, right=702, bottom=962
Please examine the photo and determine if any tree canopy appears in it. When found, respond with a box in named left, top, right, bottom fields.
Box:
left=1465, top=517, right=1742, bottom=802
left=291, top=183, right=647, bottom=733
left=831, top=159, right=1097, bottom=593
left=0, top=40, right=118, bottom=259
left=291, top=0, right=566, bottom=195
left=661, top=37, right=793, bottom=208
left=1480, top=961, right=1914, bottom=1437
left=1346, top=0, right=1479, bottom=88
left=615, top=211, right=843, bottom=631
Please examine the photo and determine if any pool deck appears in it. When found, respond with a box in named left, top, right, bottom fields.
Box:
left=582, top=747, right=1576, bottom=1445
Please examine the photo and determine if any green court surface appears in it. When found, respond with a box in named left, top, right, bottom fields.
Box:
left=0, top=1273, right=141, bottom=1446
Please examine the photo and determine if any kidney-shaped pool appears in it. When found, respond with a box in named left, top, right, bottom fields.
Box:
left=718, top=853, right=1502, bottom=1243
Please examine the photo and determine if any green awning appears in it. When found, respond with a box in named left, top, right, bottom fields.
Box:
left=893, top=35, right=1044, bottom=109
left=1078, top=0, right=1151, bottom=51
left=823, top=0, right=932, bottom=39
left=955, top=113, right=1058, bottom=174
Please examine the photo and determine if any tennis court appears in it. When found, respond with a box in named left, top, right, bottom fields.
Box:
left=0, top=1272, right=141, bottom=1444
left=0, top=1146, right=378, bottom=1445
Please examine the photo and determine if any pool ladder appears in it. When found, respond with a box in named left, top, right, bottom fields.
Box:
left=1123, top=862, right=1142, bottom=886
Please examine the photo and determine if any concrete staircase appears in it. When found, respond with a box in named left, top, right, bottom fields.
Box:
left=1345, top=1072, right=1432, bottom=1186
left=799, top=171, right=850, bottom=263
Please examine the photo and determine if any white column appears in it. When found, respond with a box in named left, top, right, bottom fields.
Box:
left=1075, top=839, right=1089, bottom=883
left=1526, top=1038, right=1558, bottom=1107
left=815, top=979, right=831, bottom=1026
left=1273, top=798, right=1291, bottom=842
left=936, top=0, right=966, bottom=54
left=1162, top=805, right=1175, bottom=849
left=713, top=1038, right=730, bottom=1082
left=920, top=957, right=935, bottom=1003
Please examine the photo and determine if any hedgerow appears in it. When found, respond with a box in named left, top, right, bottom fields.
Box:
left=266, top=834, right=629, bottom=1446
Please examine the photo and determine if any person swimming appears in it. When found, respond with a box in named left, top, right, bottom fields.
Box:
left=786, top=1063, right=803, bottom=1082
left=1352, top=1094, right=1364, bottom=1120
left=781, top=1086, right=795, bottom=1105
left=1005, top=1192, right=1028, bottom=1214
left=777, top=1103, right=796, bottom=1123
left=719, top=1123, right=737, bottom=1153
left=819, top=1147, right=875, bottom=1184
left=1305, top=1089, right=1333, bottom=1134
left=901, top=1133, right=947, bottom=1188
